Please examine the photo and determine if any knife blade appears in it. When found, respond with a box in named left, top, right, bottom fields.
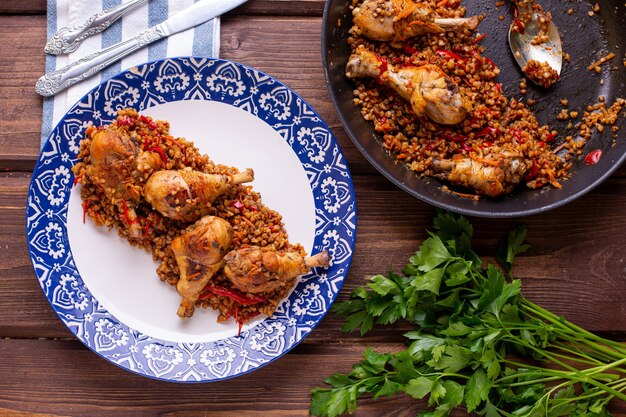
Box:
left=36, top=0, right=247, bottom=97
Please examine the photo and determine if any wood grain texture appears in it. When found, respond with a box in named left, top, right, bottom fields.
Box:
left=1, top=339, right=624, bottom=417
left=2, top=3, right=626, bottom=417
left=0, top=0, right=326, bottom=16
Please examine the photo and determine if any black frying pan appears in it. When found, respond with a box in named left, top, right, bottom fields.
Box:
left=322, top=0, right=626, bottom=217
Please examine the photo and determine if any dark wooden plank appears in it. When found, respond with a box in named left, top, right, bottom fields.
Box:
left=0, top=0, right=45, bottom=14
left=0, top=0, right=326, bottom=16
left=0, top=339, right=625, bottom=417
left=0, top=15, right=45, bottom=171
left=0, top=15, right=375, bottom=174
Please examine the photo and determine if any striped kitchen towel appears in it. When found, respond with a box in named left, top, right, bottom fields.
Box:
left=41, top=0, right=220, bottom=147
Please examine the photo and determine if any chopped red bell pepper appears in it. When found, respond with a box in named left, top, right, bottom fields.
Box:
left=231, top=200, right=244, bottom=210
left=117, top=115, right=134, bottom=127
left=585, top=149, right=602, bottom=165
left=149, top=146, right=168, bottom=164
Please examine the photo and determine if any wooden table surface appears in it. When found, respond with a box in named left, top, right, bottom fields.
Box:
left=1, top=0, right=625, bottom=416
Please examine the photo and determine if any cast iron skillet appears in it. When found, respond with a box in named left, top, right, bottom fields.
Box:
left=322, top=0, right=626, bottom=217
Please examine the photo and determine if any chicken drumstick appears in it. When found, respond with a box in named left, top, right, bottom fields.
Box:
left=144, top=168, right=254, bottom=222
left=223, top=246, right=331, bottom=294
left=86, top=129, right=163, bottom=238
left=353, top=0, right=479, bottom=45
left=346, top=46, right=471, bottom=125
left=432, top=151, right=530, bottom=198
left=171, top=215, right=233, bottom=318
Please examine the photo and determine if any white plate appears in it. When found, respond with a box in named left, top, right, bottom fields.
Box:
left=27, top=57, right=357, bottom=381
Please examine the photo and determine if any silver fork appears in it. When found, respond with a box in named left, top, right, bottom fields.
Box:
left=45, top=0, right=148, bottom=55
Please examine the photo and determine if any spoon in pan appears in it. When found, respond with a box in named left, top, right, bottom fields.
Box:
left=508, top=1, right=562, bottom=85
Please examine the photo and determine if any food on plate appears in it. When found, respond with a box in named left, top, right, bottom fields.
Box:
left=223, top=246, right=331, bottom=294
left=345, top=0, right=581, bottom=197
left=144, top=168, right=255, bottom=222
left=85, top=128, right=163, bottom=238
left=171, top=215, right=233, bottom=318
left=346, top=46, right=471, bottom=125
left=522, top=59, right=559, bottom=88
left=73, top=108, right=329, bottom=328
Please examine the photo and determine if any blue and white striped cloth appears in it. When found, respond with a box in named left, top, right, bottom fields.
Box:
left=42, top=0, right=220, bottom=147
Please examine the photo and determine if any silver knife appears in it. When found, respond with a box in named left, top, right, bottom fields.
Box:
left=36, top=0, right=246, bottom=97
left=45, top=0, right=149, bottom=55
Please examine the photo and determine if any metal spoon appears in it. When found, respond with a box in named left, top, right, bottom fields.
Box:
left=508, top=2, right=562, bottom=82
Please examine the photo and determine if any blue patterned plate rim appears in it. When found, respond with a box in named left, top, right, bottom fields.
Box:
left=26, top=57, right=357, bottom=382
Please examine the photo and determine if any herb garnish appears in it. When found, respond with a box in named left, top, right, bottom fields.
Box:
left=310, top=211, right=626, bottom=417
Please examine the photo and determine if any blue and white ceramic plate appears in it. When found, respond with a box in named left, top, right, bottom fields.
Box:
left=26, top=57, right=356, bottom=382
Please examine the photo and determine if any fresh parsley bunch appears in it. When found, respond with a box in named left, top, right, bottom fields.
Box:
left=310, top=211, right=626, bottom=417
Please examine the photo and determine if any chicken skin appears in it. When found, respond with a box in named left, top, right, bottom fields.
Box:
left=353, top=0, right=479, bottom=45
left=432, top=151, right=529, bottom=198
left=87, top=129, right=163, bottom=238
left=170, top=216, right=233, bottom=318
left=346, top=46, right=471, bottom=125
left=144, top=168, right=254, bottom=222
left=223, top=246, right=331, bottom=294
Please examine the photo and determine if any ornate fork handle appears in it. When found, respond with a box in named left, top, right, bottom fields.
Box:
left=36, top=26, right=166, bottom=97
left=45, top=0, right=148, bottom=55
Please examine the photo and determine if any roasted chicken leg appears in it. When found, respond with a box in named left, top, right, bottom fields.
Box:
left=170, top=216, right=233, bottom=318
left=144, top=168, right=254, bottom=222
left=432, top=151, right=529, bottom=198
left=87, top=129, right=163, bottom=238
left=223, top=246, right=331, bottom=294
left=346, top=46, right=471, bottom=125
left=353, top=0, right=479, bottom=44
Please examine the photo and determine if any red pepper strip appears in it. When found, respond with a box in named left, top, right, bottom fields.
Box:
left=73, top=173, right=83, bottom=187
left=484, top=57, right=496, bottom=69
left=545, top=133, right=556, bottom=143
left=436, top=49, right=467, bottom=62
left=121, top=200, right=133, bottom=226
left=81, top=201, right=89, bottom=224
left=513, top=18, right=525, bottom=33
left=149, top=146, right=168, bottom=164
left=474, top=126, right=499, bottom=139
left=201, top=285, right=266, bottom=306
left=473, top=33, right=487, bottom=44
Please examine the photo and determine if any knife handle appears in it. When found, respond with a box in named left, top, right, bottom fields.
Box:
left=36, top=26, right=166, bottom=97
left=45, top=0, right=149, bottom=55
